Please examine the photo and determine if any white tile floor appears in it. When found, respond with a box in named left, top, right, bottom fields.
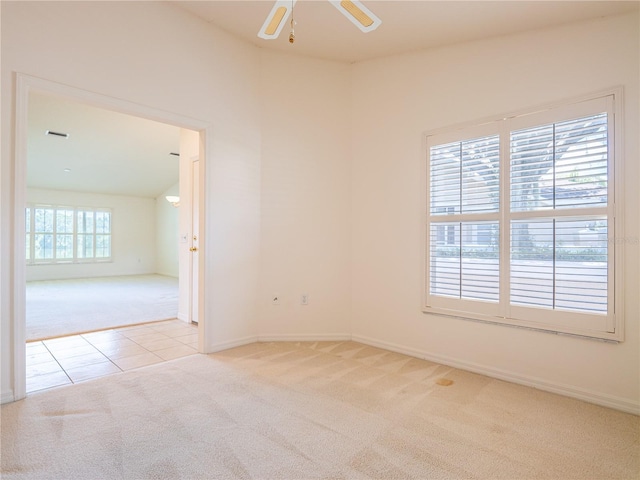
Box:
left=26, top=319, right=198, bottom=394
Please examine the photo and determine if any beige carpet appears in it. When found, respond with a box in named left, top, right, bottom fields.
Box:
left=2, top=341, right=638, bottom=479
left=26, top=274, right=179, bottom=341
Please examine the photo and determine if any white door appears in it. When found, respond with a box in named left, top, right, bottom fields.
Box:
left=190, top=159, right=200, bottom=324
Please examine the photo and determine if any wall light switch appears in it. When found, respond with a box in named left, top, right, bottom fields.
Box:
left=301, top=294, right=309, bottom=305
left=272, top=295, right=280, bottom=305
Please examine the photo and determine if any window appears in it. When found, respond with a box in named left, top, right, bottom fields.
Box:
left=26, top=205, right=112, bottom=264
left=425, top=93, right=621, bottom=340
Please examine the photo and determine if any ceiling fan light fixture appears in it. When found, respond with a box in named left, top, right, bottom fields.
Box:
left=330, top=0, right=381, bottom=32
left=258, top=0, right=297, bottom=39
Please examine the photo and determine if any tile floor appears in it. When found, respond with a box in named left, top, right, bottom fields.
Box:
left=26, top=319, right=198, bottom=394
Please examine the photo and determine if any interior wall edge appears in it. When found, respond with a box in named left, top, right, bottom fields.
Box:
left=351, top=334, right=640, bottom=416
left=1, top=390, right=15, bottom=405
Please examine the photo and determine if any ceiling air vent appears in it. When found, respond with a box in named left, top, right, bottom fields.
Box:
left=45, top=130, right=69, bottom=139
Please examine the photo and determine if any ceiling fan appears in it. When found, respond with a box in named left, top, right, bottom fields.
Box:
left=258, top=0, right=381, bottom=42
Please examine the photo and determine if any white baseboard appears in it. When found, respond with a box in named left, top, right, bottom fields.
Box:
left=177, top=312, right=188, bottom=323
left=258, top=333, right=352, bottom=342
left=206, top=336, right=258, bottom=353
left=1, top=390, right=14, bottom=405
left=352, top=334, right=640, bottom=416
left=205, top=333, right=350, bottom=354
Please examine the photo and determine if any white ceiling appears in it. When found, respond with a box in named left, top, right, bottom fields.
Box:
left=28, top=93, right=180, bottom=198
left=174, top=0, right=639, bottom=63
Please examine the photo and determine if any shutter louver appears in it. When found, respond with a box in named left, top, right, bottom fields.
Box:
left=429, top=134, right=500, bottom=304
left=430, top=136, right=500, bottom=215
left=510, top=218, right=607, bottom=314
left=511, top=113, right=608, bottom=212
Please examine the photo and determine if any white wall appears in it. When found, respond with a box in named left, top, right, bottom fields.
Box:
left=350, top=13, right=639, bottom=412
left=257, top=52, right=352, bottom=339
left=156, top=183, right=179, bottom=278
left=26, top=188, right=157, bottom=281
left=1, top=1, right=262, bottom=401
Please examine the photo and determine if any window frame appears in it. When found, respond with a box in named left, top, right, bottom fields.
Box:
left=26, top=204, right=113, bottom=265
left=422, top=89, right=624, bottom=342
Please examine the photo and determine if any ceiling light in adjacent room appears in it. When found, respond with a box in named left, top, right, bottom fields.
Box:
left=165, top=196, right=180, bottom=207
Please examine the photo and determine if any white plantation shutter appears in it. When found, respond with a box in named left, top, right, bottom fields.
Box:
left=428, top=133, right=501, bottom=317
left=425, top=93, right=619, bottom=339
left=461, top=138, right=500, bottom=214
left=430, top=142, right=461, bottom=215
left=510, top=217, right=608, bottom=314
left=430, top=136, right=500, bottom=215
left=511, top=113, right=608, bottom=212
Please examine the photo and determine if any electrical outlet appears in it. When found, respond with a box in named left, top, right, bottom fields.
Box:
left=271, top=295, right=280, bottom=305
left=301, top=294, right=309, bottom=305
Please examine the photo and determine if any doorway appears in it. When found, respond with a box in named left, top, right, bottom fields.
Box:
left=12, top=74, right=208, bottom=400
left=25, top=92, right=182, bottom=341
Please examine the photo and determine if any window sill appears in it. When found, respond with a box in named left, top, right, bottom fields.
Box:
left=422, top=306, right=622, bottom=343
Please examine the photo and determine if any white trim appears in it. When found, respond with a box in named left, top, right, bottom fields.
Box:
left=612, top=88, right=625, bottom=339
left=12, top=73, right=211, bottom=400
left=197, top=130, right=209, bottom=355
left=13, top=73, right=29, bottom=401
left=208, top=336, right=258, bottom=353
left=424, top=87, right=625, bottom=140
left=352, top=334, right=639, bottom=415
left=1, top=390, right=15, bottom=405
left=257, top=333, right=352, bottom=342
left=204, top=335, right=352, bottom=354
left=19, top=74, right=208, bottom=131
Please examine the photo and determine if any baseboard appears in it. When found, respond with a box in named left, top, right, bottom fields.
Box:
left=352, top=334, right=640, bottom=416
left=1, top=389, right=14, bottom=405
left=207, top=336, right=258, bottom=353
left=258, top=333, right=352, bottom=342
left=177, top=312, right=188, bottom=323
left=206, top=333, right=350, bottom=355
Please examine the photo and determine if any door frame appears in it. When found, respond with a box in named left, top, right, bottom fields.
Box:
left=11, top=73, right=210, bottom=401
left=190, top=158, right=200, bottom=324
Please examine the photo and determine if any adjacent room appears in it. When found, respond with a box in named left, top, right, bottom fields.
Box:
left=1, top=1, right=638, bottom=478
left=25, top=93, right=182, bottom=342
left=23, top=93, right=199, bottom=392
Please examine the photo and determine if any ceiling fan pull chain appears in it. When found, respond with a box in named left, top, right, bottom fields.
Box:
left=289, top=0, right=296, bottom=43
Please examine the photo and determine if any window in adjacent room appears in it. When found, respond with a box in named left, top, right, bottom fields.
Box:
left=424, top=91, right=622, bottom=341
left=26, top=205, right=112, bottom=264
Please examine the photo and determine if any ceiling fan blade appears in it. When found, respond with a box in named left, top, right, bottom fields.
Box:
left=258, top=0, right=297, bottom=40
left=329, top=0, right=381, bottom=33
